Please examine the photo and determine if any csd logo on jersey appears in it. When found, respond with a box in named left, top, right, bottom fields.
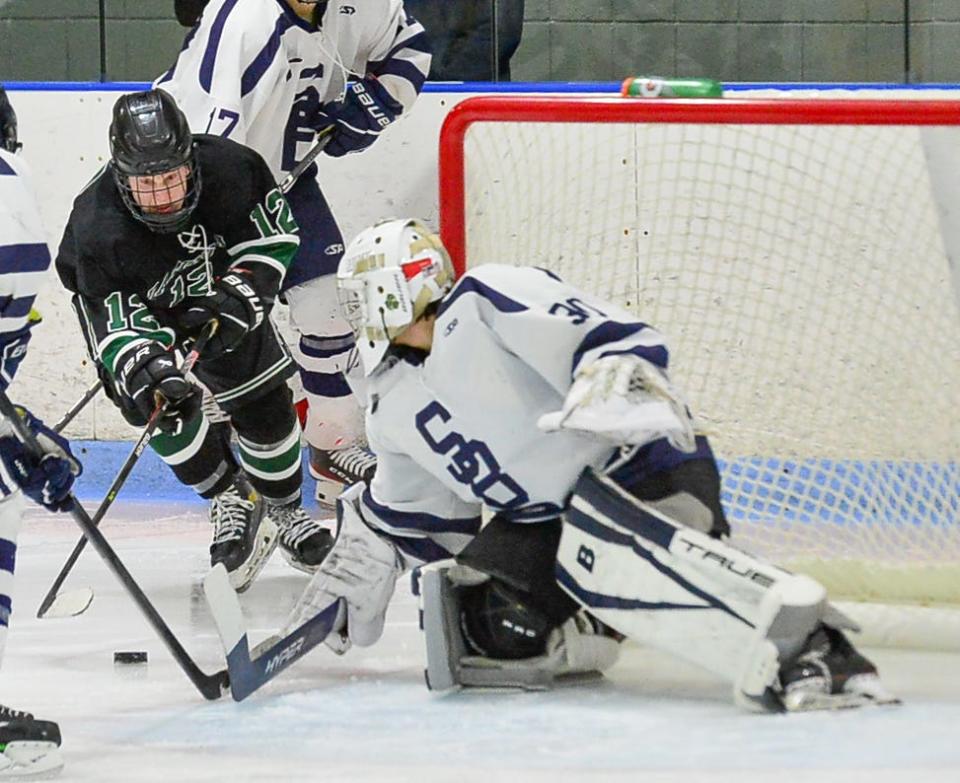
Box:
left=415, top=401, right=529, bottom=509
left=324, top=243, right=344, bottom=256
left=443, top=318, right=459, bottom=337
left=340, top=5, right=356, bottom=14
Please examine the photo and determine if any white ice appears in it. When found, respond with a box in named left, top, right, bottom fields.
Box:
left=3, top=502, right=960, bottom=782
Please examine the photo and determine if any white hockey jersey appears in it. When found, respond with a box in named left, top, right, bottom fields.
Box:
left=0, top=150, right=50, bottom=383
left=0, top=150, right=52, bottom=495
left=361, top=265, right=674, bottom=567
left=156, top=0, right=430, bottom=179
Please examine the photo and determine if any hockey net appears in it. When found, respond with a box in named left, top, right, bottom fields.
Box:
left=439, top=96, right=960, bottom=649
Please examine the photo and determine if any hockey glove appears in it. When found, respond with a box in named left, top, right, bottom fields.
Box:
left=317, top=78, right=402, bottom=158
left=178, top=271, right=265, bottom=358
left=0, top=406, right=82, bottom=512
left=538, top=354, right=697, bottom=452
left=0, top=326, right=32, bottom=392
left=115, top=342, right=201, bottom=434
left=0, top=308, right=42, bottom=391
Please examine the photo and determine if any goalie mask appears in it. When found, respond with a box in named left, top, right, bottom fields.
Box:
left=109, top=89, right=201, bottom=234
left=337, top=218, right=455, bottom=376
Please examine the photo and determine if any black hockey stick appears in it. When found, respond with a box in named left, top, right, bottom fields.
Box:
left=203, top=562, right=344, bottom=701
left=278, top=125, right=334, bottom=195
left=0, top=387, right=229, bottom=700
left=36, top=320, right=219, bottom=620
left=52, top=378, right=103, bottom=434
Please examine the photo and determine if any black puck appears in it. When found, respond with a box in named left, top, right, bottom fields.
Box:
left=114, top=651, right=148, bottom=664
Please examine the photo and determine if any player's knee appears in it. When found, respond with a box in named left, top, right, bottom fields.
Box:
left=459, top=579, right=556, bottom=660
left=230, top=385, right=296, bottom=443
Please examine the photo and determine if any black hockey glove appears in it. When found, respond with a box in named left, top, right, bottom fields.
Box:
left=115, top=342, right=201, bottom=434
left=178, top=271, right=266, bottom=358
left=317, top=77, right=402, bottom=158
left=0, top=406, right=82, bottom=512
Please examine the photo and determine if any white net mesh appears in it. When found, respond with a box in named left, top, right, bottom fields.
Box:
left=450, top=99, right=960, bottom=611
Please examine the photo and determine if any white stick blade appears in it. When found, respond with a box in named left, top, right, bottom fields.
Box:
left=41, top=588, right=94, bottom=619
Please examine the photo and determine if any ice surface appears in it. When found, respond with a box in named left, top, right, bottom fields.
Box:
left=3, top=502, right=959, bottom=782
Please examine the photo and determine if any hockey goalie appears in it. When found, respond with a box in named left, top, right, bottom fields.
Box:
left=282, top=217, right=900, bottom=713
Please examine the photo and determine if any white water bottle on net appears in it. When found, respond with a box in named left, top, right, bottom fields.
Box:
left=439, top=93, right=960, bottom=649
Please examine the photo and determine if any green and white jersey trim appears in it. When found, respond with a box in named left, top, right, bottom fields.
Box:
left=228, top=234, right=299, bottom=264
left=213, top=354, right=293, bottom=405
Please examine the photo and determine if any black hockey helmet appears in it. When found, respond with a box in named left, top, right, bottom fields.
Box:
left=0, top=86, right=22, bottom=154
left=109, top=88, right=200, bottom=233
left=175, top=0, right=209, bottom=27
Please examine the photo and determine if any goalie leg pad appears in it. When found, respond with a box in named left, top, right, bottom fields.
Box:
left=419, top=560, right=620, bottom=692
left=559, top=469, right=829, bottom=711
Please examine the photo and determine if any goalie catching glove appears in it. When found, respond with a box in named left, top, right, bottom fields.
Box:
left=177, top=271, right=266, bottom=358
left=538, top=354, right=696, bottom=452
left=283, top=482, right=403, bottom=652
left=115, top=342, right=201, bottom=433
left=0, top=406, right=81, bottom=512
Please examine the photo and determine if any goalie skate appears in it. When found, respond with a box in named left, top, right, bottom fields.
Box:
left=780, top=626, right=900, bottom=712
left=0, top=706, right=63, bottom=779
left=308, top=443, right=376, bottom=507
left=209, top=475, right=278, bottom=592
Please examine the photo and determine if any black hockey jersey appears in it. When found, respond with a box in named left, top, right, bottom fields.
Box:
left=56, top=134, right=299, bottom=377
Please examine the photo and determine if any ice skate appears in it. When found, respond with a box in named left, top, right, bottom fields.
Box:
left=780, top=625, right=900, bottom=711
left=0, top=705, right=63, bottom=779
left=308, top=443, right=377, bottom=507
left=209, top=474, right=278, bottom=592
left=268, top=501, right=335, bottom=574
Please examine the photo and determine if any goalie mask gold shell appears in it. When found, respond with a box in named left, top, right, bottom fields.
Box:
left=337, top=218, right=455, bottom=376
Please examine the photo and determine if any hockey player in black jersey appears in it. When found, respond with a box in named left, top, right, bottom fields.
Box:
left=56, top=89, right=333, bottom=591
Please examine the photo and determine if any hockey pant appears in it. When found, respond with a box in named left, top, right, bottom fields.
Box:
left=0, top=492, right=25, bottom=668
left=150, top=383, right=303, bottom=505
left=281, top=173, right=365, bottom=451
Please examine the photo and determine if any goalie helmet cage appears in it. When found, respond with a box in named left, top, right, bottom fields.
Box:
left=439, top=96, right=960, bottom=650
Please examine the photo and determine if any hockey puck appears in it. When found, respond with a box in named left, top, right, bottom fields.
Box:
left=113, top=651, right=148, bottom=664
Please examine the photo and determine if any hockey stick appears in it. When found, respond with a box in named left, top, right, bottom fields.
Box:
left=0, top=387, right=229, bottom=700
left=36, top=320, right=219, bottom=620
left=277, top=125, right=334, bottom=195
left=203, top=562, right=344, bottom=701
left=52, top=378, right=102, bottom=434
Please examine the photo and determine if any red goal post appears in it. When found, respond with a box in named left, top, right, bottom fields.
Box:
left=437, top=95, right=960, bottom=646
left=440, top=96, right=960, bottom=273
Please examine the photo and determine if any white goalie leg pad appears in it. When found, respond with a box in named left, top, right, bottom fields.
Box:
left=418, top=560, right=620, bottom=692
left=558, top=469, right=829, bottom=712
left=283, top=483, right=402, bottom=652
